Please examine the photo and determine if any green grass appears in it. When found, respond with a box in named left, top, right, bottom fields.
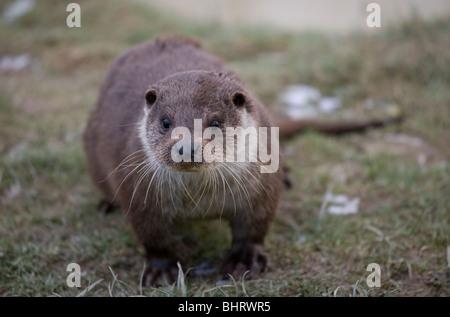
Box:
left=0, top=0, right=449, bottom=296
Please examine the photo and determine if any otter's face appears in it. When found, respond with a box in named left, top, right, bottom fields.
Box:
left=139, top=71, right=255, bottom=172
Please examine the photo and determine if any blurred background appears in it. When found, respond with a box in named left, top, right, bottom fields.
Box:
left=150, top=0, right=450, bottom=33
left=0, top=0, right=449, bottom=297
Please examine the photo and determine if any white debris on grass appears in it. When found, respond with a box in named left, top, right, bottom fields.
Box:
left=385, top=133, right=424, bottom=148
left=318, top=96, right=342, bottom=113
left=3, top=184, right=22, bottom=201
left=2, top=0, right=35, bottom=23
left=0, top=54, right=31, bottom=72
left=319, top=187, right=360, bottom=217
left=297, top=235, right=307, bottom=245
left=280, top=84, right=342, bottom=119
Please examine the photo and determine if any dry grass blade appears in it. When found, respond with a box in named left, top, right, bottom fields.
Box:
left=76, top=279, right=104, bottom=297
left=176, top=261, right=187, bottom=296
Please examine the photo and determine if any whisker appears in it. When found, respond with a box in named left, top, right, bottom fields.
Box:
left=203, top=170, right=217, bottom=217
left=110, top=159, right=148, bottom=205
left=167, top=169, right=178, bottom=215
left=99, top=149, right=146, bottom=183
left=178, top=173, right=202, bottom=211
left=126, top=162, right=153, bottom=215
left=229, top=161, right=274, bottom=203
left=143, top=163, right=160, bottom=207
left=216, top=167, right=237, bottom=216
left=220, top=163, right=253, bottom=212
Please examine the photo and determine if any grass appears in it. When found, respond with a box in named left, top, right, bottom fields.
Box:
left=0, top=0, right=449, bottom=296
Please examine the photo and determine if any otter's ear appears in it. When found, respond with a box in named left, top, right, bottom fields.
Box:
left=232, top=91, right=246, bottom=108
left=145, top=89, right=157, bottom=107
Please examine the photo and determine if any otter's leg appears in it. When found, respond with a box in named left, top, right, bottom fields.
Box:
left=128, top=208, right=179, bottom=286
left=221, top=204, right=276, bottom=278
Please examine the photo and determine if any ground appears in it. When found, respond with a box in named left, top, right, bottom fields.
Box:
left=0, top=0, right=449, bottom=296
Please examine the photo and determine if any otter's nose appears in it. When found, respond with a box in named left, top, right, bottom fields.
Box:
left=178, top=143, right=196, bottom=161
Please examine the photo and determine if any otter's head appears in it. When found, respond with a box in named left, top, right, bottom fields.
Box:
left=139, top=70, right=257, bottom=172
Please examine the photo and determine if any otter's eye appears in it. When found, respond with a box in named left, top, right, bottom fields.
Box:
left=162, top=118, right=171, bottom=130
left=210, top=120, right=220, bottom=128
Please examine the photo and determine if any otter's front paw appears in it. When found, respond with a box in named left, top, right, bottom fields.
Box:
left=220, top=242, right=269, bottom=279
left=143, top=255, right=179, bottom=287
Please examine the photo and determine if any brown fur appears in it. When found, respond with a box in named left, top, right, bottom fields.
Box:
left=84, top=36, right=401, bottom=285
left=83, top=37, right=284, bottom=285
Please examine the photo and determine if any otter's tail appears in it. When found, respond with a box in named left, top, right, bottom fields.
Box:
left=277, top=115, right=404, bottom=138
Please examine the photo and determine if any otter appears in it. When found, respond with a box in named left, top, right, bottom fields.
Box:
left=83, top=37, right=401, bottom=285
